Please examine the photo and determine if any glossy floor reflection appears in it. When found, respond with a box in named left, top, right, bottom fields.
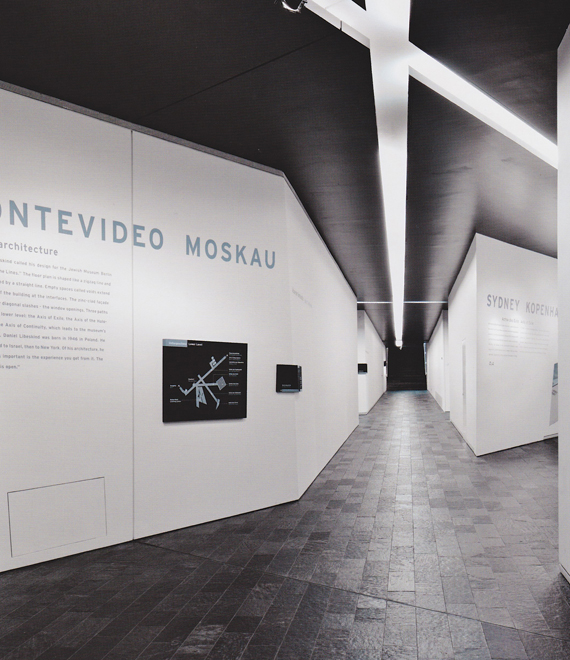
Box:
left=1, top=391, right=569, bottom=659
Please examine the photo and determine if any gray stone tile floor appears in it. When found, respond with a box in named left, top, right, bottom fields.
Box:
left=1, top=391, right=569, bottom=659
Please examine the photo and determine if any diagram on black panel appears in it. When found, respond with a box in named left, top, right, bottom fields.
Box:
left=177, top=354, right=227, bottom=409
left=163, top=339, right=247, bottom=422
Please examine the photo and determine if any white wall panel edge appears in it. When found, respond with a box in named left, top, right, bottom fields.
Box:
left=282, top=176, right=357, bottom=298
left=447, top=420, right=477, bottom=457
left=558, top=27, right=570, bottom=576
left=448, top=238, right=478, bottom=452
left=426, top=311, right=448, bottom=412
left=283, top=181, right=359, bottom=497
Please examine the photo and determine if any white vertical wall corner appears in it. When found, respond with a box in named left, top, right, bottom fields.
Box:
left=357, top=310, right=387, bottom=414
left=448, top=239, right=478, bottom=451
left=426, top=310, right=449, bottom=412
left=558, top=27, right=570, bottom=580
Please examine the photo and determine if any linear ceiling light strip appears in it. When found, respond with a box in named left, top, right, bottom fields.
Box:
left=305, top=0, right=558, bottom=348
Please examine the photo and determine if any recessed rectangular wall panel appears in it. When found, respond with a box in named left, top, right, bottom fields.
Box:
left=8, top=478, right=106, bottom=557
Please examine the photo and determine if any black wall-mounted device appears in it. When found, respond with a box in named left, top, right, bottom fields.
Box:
left=276, top=364, right=302, bottom=392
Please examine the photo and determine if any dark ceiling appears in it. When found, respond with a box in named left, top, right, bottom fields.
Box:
left=0, top=0, right=568, bottom=345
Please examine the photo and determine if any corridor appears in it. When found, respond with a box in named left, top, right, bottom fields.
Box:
left=0, top=392, right=568, bottom=659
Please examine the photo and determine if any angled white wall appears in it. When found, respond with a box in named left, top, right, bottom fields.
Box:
left=558, top=26, right=570, bottom=580
left=448, top=234, right=557, bottom=456
left=476, top=235, right=557, bottom=455
left=0, top=87, right=359, bottom=570
left=357, top=310, right=387, bottom=414
left=284, top=188, right=359, bottom=495
left=426, top=310, right=449, bottom=412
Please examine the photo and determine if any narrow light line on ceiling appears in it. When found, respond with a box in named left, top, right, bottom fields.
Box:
left=136, top=34, right=334, bottom=123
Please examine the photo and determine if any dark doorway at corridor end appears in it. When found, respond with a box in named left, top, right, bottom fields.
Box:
left=387, top=344, right=427, bottom=390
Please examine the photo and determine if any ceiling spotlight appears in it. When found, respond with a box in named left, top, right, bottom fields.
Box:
left=281, top=0, right=307, bottom=13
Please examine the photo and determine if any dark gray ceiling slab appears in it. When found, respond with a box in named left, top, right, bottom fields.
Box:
left=404, top=304, right=447, bottom=346
left=0, top=0, right=334, bottom=122
left=405, top=78, right=557, bottom=342
left=358, top=304, right=393, bottom=341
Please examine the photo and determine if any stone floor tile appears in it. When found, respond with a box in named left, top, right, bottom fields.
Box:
left=482, top=623, right=529, bottom=660
left=0, top=393, right=567, bottom=660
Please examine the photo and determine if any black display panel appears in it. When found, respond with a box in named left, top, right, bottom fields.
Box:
left=358, top=363, right=368, bottom=374
left=163, top=339, right=247, bottom=422
left=276, top=364, right=302, bottom=392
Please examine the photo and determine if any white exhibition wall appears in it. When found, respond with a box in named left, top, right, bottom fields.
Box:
left=0, top=88, right=359, bottom=571
left=558, top=27, right=570, bottom=581
left=476, top=235, right=558, bottom=454
left=0, top=90, right=134, bottom=570
left=131, top=134, right=300, bottom=537
left=284, top=189, right=359, bottom=494
left=357, top=310, right=386, bottom=414
left=446, top=234, right=558, bottom=456
left=426, top=310, right=449, bottom=412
